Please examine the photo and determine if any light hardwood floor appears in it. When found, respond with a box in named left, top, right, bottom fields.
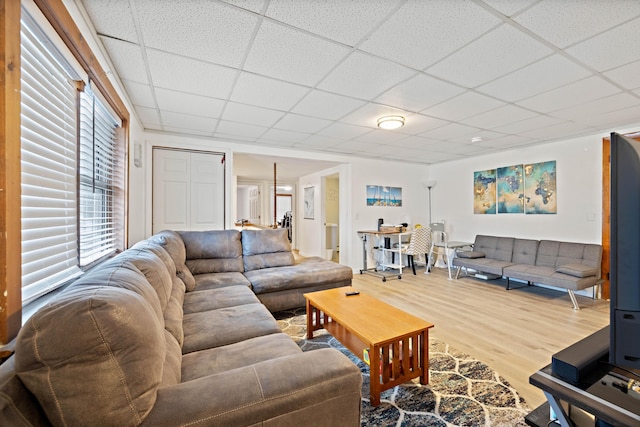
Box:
left=350, top=265, right=610, bottom=409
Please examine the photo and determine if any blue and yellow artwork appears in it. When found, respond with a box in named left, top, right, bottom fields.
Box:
left=524, top=161, right=556, bottom=214
left=497, top=164, right=524, bottom=213
left=473, top=169, right=496, bottom=214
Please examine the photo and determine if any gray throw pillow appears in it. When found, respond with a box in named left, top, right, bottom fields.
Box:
left=457, top=251, right=486, bottom=259
left=556, top=263, right=597, bottom=278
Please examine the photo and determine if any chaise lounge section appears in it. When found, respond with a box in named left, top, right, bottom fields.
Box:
left=453, top=235, right=602, bottom=309
left=0, top=229, right=361, bottom=426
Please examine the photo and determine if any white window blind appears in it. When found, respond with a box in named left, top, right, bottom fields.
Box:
left=79, top=84, right=122, bottom=266
left=20, top=12, right=81, bottom=304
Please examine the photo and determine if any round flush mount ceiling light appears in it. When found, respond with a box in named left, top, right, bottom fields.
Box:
left=377, top=115, right=405, bottom=130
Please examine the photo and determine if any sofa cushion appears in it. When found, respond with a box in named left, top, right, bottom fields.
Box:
left=512, top=239, right=539, bottom=265
left=242, top=229, right=295, bottom=271
left=456, top=250, right=485, bottom=259
left=556, top=263, right=598, bottom=278
left=193, top=271, right=252, bottom=291
left=181, top=333, right=301, bottom=382
left=119, top=248, right=174, bottom=312
left=180, top=230, right=244, bottom=273
left=472, top=235, right=514, bottom=262
left=183, top=286, right=260, bottom=314
left=182, top=303, right=282, bottom=354
left=15, top=285, right=165, bottom=426
left=245, top=258, right=353, bottom=295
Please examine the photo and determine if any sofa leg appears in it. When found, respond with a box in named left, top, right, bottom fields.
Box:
left=568, top=290, right=580, bottom=310
left=506, top=277, right=510, bottom=290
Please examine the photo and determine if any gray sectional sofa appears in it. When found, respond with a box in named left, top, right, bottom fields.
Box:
left=452, top=235, right=602, bottom=309
left=0, top=229, right=361, bottom=426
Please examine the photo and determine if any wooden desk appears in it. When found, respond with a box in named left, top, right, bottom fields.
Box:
left=305, top=287, right=434, bottom=406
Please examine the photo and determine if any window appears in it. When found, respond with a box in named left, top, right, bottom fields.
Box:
left=79, top=84, right=123, bottom=266
left=20, top=8, right=125, bottom=304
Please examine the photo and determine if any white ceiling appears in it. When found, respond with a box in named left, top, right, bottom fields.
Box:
left=79, top=0, right=640, bottom=180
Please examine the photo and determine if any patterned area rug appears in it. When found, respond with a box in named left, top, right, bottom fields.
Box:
left=274, top=309, right=530, bottom=427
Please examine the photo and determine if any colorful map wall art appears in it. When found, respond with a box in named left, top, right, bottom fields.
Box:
left=474, top=161, right=556, bottom=214
left=473, top=169, right=496, bottom=214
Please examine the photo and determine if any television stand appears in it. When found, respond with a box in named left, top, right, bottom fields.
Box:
left=528, top=364, right=640, bottom=427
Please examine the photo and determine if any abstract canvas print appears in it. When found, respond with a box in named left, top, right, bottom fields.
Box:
left=524, top=161, right=556, bottom=214
left=497, top=164, right=524, bottom=213
left=473, top=169, right=496, bottom=214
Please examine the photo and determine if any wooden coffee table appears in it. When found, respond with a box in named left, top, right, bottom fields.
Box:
left=304, top=287, right=434, bottom=406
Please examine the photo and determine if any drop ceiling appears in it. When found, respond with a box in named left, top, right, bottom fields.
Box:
left=80, top=0, right=640, bottom=176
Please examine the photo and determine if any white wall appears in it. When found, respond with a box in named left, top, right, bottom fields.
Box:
left=298, top=159, right=430, bottom=270
left=428, top=127, right=640, bottom=245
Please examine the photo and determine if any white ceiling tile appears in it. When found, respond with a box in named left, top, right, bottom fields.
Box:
left=292, top=90, right=366, bottom=120
left=231, top=72, right=309, bottom=111
left=217, top=121, right=268, bottom=138
left=318, top=52, right=416, bottom=100
left=604, top=60, right=640, bottom=90
left=164, top=126, right=213, bottom=137
left=260, top=128, right=310, bottom=143
left=265, top=0, right=400, bottom=46
left=135, top=0, right=257, bottom=68
left=160, top=111, right=217, bottom=133
left=155, top=88, right=225, bottom=118
left=519, top=121, right=595, bottom=141
left=212, top=132, right=256, bottom=143
left=427, top=24, right=552, bottom=87
left=100, top=38, right=148, bottom=84
left=356, top=143, right=398, bottom=156
left=551, top=93, right=639, bottom=122
left=465, top=105, right=537, bottom=129
left=477, top=54, right=592, bottom=102
left=220, top=0, right=266, bottom=14
left=517, top=76, right=621, bottom=113
left=587, top=105, right=640, bottom=129
left=422, top=91, right=506, bottom=121
left=420, top=123, right=483, bottom=141
left=134, top=106, right=161, bottom=126
left=244, top=20, right=350, bottom=86
left=147, top=50, right=236, bottom=99
left=479, top=0, right=538, bottom=18
left=401, top=114, right=449, bottom=135
left=82, top=0, right=138, bottom=43
left=425, top=141, right=487, bottom=155
left=292, top=135, right=341, bottom=149
left=566, top=17, right=640, bottom=72
left=493, top=115, right=562, bottom=135
left=122, top=80, right=155, bottom=108
left=318, top=122, right=372, bottom=140
left=275, top=113, right=332, bottom=133
left=325, top=140, right=371, bottom=154
left=376, top=73, right=465, bottom=112
left=476, top=134, right=534, bottom=149
left=447, top=129, right=509, bottom=145
left=360, top=0, right=501, bottom=70
left=222, top=102, right=285, bottom=127
left=514, top=0, right=640, bottom=48
left=352, top=129, right=407, bottom=145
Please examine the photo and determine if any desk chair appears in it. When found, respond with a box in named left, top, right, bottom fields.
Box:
left=427, top=222, right=449, bottom=276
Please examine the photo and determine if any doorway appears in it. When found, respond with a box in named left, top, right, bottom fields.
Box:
left=324, top=174, right=340, bottom=261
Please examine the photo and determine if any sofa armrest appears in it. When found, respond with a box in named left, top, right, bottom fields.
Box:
left=141, top=349, right=362, bottom=427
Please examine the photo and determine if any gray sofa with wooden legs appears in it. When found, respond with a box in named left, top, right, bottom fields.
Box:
left=452, top=235, right=602, bottom=309
left=0, top=229, right=361, bottom=426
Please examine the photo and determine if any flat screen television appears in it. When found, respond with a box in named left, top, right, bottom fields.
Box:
left=609, top=132, right=640, bottom=372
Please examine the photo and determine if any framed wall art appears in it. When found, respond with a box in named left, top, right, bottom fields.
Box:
left=303, top=186, right=314, bottom=219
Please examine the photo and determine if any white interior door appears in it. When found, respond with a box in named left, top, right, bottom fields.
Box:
left=153, top=148, right=224, bottom=233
